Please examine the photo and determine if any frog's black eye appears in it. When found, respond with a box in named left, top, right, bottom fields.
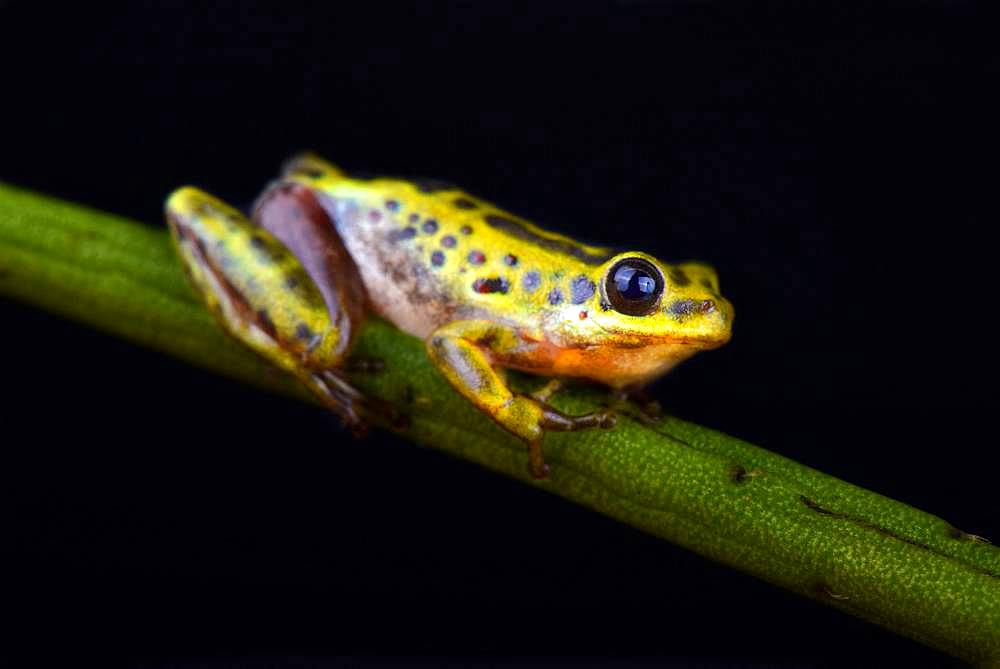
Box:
left=604, top=257, right=664, bottom=316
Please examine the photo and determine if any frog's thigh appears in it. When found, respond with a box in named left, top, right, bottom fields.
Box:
left=426, top=320, right=615, bottom=474
left=165, top=186, right=361, bottom=425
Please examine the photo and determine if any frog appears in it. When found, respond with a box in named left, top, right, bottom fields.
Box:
left=165, top=153, right=733, bottom=477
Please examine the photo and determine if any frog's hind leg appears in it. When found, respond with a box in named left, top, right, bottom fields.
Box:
left=165, top=186, right=372, bottom=431
left=252, top=180, right=407, bottom=430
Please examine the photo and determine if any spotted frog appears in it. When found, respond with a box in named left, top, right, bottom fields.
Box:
left=166, top=154, right=733, bottom=477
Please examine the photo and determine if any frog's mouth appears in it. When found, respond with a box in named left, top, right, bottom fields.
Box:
left=589, top=307, right=733, bottom=349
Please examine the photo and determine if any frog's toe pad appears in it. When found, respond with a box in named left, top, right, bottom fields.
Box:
left=595, top=410, right=617, bottom=429
left=606, top=390, right=660, bottom=426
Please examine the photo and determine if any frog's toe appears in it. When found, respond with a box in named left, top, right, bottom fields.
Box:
left=608, top=388, right=661, bottom=426
left=641, top=400, right=663, bottom=420
left=538, top=404, right=617, bottom=433
left=629, top=401, right=661, bottom=426
left=594, top=409, right=618, bottom=429
left=528, top=441, right=550, bottom=480
left=316, top=370, right=409, bottom=433
left=309, top=371, right=365, bottom=430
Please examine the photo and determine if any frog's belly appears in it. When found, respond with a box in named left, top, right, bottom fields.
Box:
left=560, top=342, right=697, bottom=387
left=499, top=338, right=705, bottom=389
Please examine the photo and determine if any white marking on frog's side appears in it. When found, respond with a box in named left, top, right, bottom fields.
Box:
left=325, top=195, right=456, bottom=339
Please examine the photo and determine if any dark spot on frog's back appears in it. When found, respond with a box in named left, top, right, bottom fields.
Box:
left=387, top=227, right=417, bottom=243
left=570, top=275, right=596, bottom=304
left=453, top=197, right=478, bottom=209
left=548, top=288, right=563, bottom=306
left=484, top=214, right=611, bottom=266
left=473, top=277, right=510, bottom=294
left=668, top=268, right=692, bottom=286
left=295, top=323, right=314, bottom=341
left=249, top=235, right=284, bottom=264
left=522, top=271, right=541, bottom=293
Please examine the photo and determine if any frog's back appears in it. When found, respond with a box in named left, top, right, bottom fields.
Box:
left=284, top=155, right=615, bottom=340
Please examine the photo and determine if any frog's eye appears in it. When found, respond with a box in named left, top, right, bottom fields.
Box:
left=604, top=257, right=664, bottom=316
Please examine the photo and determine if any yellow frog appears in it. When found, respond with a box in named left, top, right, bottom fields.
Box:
left=165, top=154, right=733, bottom=477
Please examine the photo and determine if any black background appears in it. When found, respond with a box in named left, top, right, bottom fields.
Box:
left=1, top=2, right=997, bottom=667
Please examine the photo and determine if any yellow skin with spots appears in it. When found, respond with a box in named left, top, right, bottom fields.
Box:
left=165, top=153, right=733, bottom=477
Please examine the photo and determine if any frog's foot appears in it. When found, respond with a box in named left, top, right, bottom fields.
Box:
left=426, top=320, right=618, bottom=478
left=166, top=186, right=382, bottom=432
left=314, top=370, right=410, bottom=433
left=532, top=402, right=617, bottom=479
left=306, top=371, right=367, bottom=436
left=608, top=387, right=662, bottom=426
left=523, top=405, right=616, bottom=479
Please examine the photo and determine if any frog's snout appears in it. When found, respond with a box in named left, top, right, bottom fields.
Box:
left=664, top=295, right=730, bottom=321
left=666, top=295, right=734, bottom=346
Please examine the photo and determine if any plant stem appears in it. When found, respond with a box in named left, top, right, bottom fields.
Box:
left=1, top=181, right=998, bottom=666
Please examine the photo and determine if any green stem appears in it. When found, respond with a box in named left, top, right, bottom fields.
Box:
left=1, top=181, right=998, bottom=666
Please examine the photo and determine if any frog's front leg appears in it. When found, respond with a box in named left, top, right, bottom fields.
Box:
left=426, top=321, right=616, bottom=478
left=165, top=186, right=369, bottom=430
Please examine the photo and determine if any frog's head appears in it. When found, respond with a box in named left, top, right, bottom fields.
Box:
left=547, top=251, right=731, bottom=386
left=587, top=250, right=733, bottom=354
